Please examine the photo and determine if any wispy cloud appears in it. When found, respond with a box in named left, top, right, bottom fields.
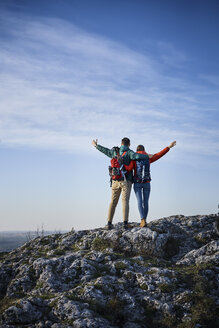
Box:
left=0, top=11, right=218, bottom=160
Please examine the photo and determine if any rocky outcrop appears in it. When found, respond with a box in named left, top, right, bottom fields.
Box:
left=0, top=214, right=219, bottom=328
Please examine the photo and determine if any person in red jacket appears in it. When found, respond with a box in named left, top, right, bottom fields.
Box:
left=124, top=141, right=176, bottom=227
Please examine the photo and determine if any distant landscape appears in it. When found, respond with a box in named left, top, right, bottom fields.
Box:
left=0, top=230, right=67, bottom=252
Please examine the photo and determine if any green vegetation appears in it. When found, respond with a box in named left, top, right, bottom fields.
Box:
left=147, top=269, right=157, bottom=275
left=158, top=263, right=218, bottom=328
left=115, top=261, right=127, bottom=271
left=92, top=237, right=112, bottom=251
left=0, top=297, right=22, bottom=313
left=53, top=248, right=66, bottom=256
left=38, top=293, right=55, bottom=300
left=36, top=281, right=44, bottom=289
left=71, top=244, right=80, bottom=252
left=114, top=261, right=127, bottom=278
left=140, top=283, right=148, bottom=290
left=194, top=235, right=208, bottom=245
left=62, top=319, right=75, bottom=325
left=94, top=283, right=111, bottom=295
left=0, top=252, right=8, bottom=262
left=159, top=314, right=178, bottom=328
left=158, top=283, right=176, bottom=293
left=48, top=298, right=59, bottom=309
left=66, top=293, right=82, bottom=302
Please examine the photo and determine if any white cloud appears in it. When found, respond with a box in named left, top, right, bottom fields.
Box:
left=0, top=11, right=218, bottom=160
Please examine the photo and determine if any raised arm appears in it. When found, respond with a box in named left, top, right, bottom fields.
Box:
left=149, top=141, right=176, bottom=163
left=92, top=139, right=114, bottom=158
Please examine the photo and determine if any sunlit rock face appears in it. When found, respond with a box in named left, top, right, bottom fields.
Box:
left=0, top=214, right=219, bottom=328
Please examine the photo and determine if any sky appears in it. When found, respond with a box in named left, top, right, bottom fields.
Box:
left=0, top=0, right=219, bottom=231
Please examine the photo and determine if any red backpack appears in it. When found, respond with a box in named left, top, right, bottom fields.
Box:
left=108, top=147, right=127, bottom=186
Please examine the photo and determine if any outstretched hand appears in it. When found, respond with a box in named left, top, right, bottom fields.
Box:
left=168, top=141, right=176, bottom=149
left=92, top=139, right=98, bottom=147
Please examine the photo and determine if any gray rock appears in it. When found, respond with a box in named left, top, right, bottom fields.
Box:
left=0, top=214, right=218, bottom=327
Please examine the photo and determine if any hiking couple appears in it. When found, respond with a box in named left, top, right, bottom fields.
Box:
left=92, top=137, right=176, bottom=229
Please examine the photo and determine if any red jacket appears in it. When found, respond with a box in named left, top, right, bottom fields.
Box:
left=124, top=147, right=169, bottom=181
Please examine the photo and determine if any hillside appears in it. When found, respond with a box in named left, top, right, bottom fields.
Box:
left=0, top=214, right=219, bottom=328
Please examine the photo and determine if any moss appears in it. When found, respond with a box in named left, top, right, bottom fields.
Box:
left=92, top=237, right=112, bottom=251
left=38, top=293, right=55, bottom=300
left=159, top=314, right=178, bottom=328
left=36, top=246, right=49, bottom=257
left=53, top=248, right=66, bottom=256
left=36, top=281, right=44, bottom=289
left=62, top=319, right=75, bottom=325
left=124, top=271, right=134, bottom=280
left=158, top=283, right=175, bottom=293
left=115, top=261, right=127, bottom=271
left=147, top=269, right=157, bottom=275
left=0, top=297, right=20, bottom=313
left=92, top=263, right=111, bottom=278
left=140, top=283, right=148, bottom=290
left=48, top=298, right=59, bottom=309
left=114, top=261, right=127, bottom=278
left=194, top=235, right=208, bottom=245
left=71, top=244, right=80, bottom=252
left=40, top=238, right=51, bottom=246
left=65, top=293, right=82, bottom=302
left=142, top=256, right=169, bottom=268
left=173, top=262, right=218, bottom=327
left=0, top=252, right=9, bottom=262
left=94, top=283, right=111, bottom=295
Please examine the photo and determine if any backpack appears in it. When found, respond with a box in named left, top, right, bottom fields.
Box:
left=108, top=147, right=127, bottom=186
left=134, top=159, right=151, bottom=183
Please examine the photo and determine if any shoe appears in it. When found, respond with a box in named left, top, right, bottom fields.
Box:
left=123, top=222, right=132, bottom=230
left=140, top=218, right=147, bottom=228
left=105, top=222, right=114, bottom=230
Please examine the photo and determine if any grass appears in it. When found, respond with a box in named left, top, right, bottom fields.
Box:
left=53, top=248, right=66, bottom=256
left=140, top=283, right=148, bottom=290
left=158, top=283, right=176, bottom=293
left=0, top=297, right=21, bottom=313
left=38, top=293, right=55, bottom=300
left=158, top=262, right=219, bottom=328
left=92, top=237, right=112, bottom=251
left=0, top=252, right=9, bottom=262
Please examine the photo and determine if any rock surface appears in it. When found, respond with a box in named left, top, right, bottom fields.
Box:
left=0, top=214, right=219, bottom=327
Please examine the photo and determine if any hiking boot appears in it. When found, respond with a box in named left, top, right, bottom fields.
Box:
left=123, top=221, right=132, bottom=230
left=105, top=222, right=114, bottom=230
left=140, top=218, right=147, bottom=228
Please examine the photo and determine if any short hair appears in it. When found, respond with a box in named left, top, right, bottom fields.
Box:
left=137, top=145, right=145, bottom=151
left=121, top=137, right=130, bottom=146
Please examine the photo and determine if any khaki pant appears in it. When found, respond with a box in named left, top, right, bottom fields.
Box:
left=107, top=180, right=132, bottom=223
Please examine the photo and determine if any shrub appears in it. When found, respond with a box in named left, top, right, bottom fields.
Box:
left=92, top=237, right=111, bottom=251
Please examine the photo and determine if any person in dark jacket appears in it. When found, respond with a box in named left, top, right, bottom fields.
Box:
left=92, top=137, right=149, bottom=229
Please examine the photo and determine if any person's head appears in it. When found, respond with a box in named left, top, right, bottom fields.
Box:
left=137, top=145, right=145, bottom=151
left=121, top=137, right=130, bottom=147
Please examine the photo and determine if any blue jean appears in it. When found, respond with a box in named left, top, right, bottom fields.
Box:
left=133, top=182, right=151, bottom=219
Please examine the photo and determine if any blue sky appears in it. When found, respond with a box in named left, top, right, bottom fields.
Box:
left=0, top=0, right=219, bottom=231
